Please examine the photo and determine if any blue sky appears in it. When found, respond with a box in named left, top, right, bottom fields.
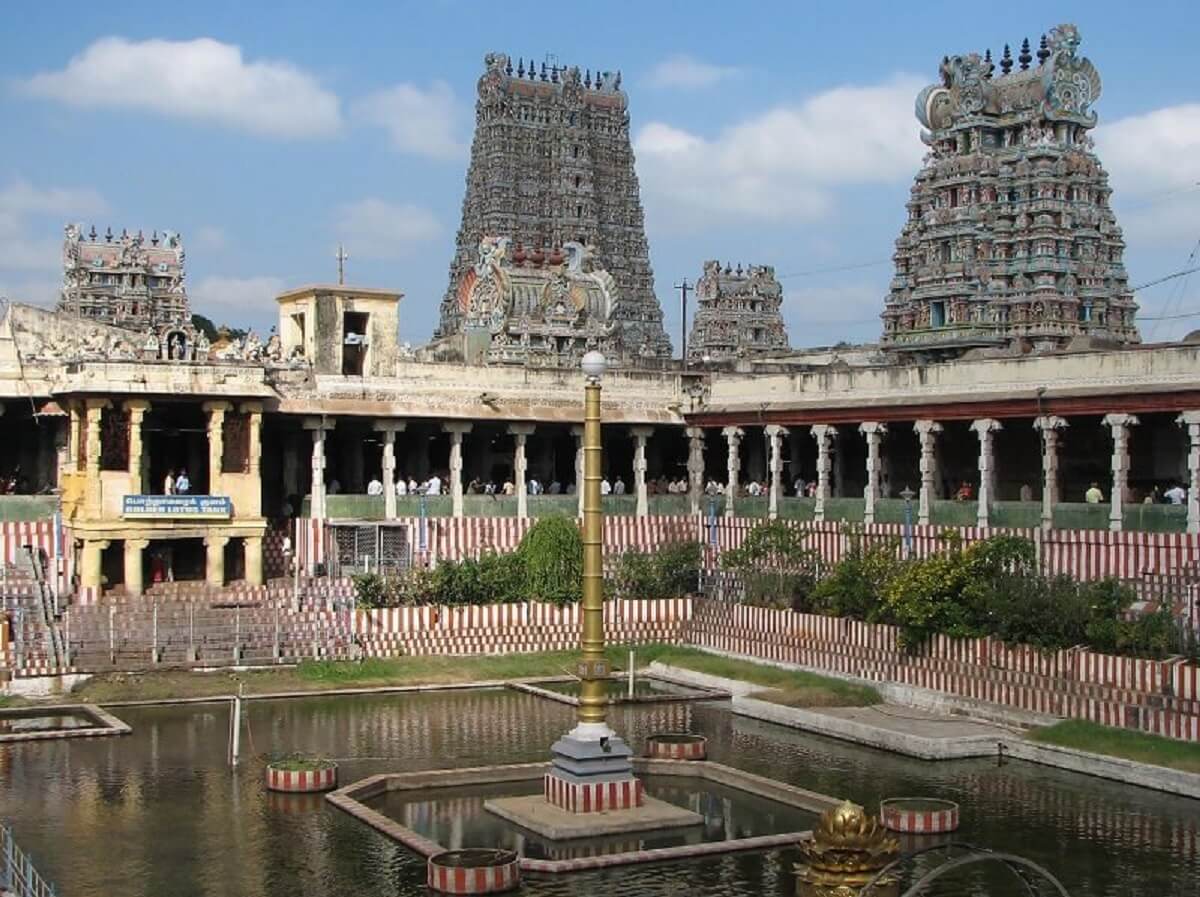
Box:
left=1, top=1, right=1198, bottom=348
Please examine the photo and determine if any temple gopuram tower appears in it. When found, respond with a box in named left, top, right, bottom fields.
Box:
left=437, top=53, right=672, bottom=361
left=59, top=224, right=189, bottom=331
left=688, top=260, right=789, bottom=362
left=881, top=25, right=1140, bottom=356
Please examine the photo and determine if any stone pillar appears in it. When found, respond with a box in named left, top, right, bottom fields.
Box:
left=444, top=422, right=473, bottom=518
left=244, top=535, right=264, bottom=586
left=83, top=399, right=107, bottom=516
left=630, top=426, right=653, bottom=517
left=66, top=403, right=81, bottom=473
left=303, top=417, right=334, bottom=518
left=765, top=424, right=789, bottom=520
left=80, top=539, right=108, bottom=590
left=1033, top=416, right=1068, bottom=530
left=913, top=420, right=942, bottom=526
left=722, top=426, right=744, bottom=518
left=859, top=422, right=887, bottom=524
left=971, top=418, right=1002, bottom=528
left=124, top=399, right=150, bottom=495
left=811, top=425, right=837, bottom=522
left=203, top=401, right=232, bottom=496
left=685, top=426, right=705, bottom=516
left=508, top=423, right=535, bottom=519
left=374, top=421, right=406, bottom=519
left=124, top=538, right=149, bottom=597
left=1178, top=412, right=1200, bottom=534
left=205, top=535, right=229, bottom=588
left=572, top=425, right=585, bottom=517
left=832, top=429, right=845, bottom=498
left=242, top=402, right=263, bottom=479
left=1103, top=413, right=1139, bottom=532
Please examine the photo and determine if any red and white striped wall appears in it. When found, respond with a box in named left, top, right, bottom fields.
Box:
left=543, top=773, right=644, bottom=813
left=880, top=799, right=960, bottom=834
left=427, top=852, right=520, bottom=895
left=1, top=518, right=72, bottom=596
left=264, top=762, right=338, bottom=793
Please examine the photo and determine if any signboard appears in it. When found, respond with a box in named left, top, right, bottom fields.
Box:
left=122, top=495, right=233, bottom=519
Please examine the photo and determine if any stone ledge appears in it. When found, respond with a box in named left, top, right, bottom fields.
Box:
left=485, top=793, right=701, bottom=840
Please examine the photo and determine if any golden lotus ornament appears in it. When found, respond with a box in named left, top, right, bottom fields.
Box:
left=795, top=800, right=901, bottom=897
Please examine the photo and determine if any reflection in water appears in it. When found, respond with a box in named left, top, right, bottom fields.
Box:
left=532, top=676, right=711, bottom=700
left=371, top=776, right=813, bottom=861
left=0, top=690, right=1194, bottom=896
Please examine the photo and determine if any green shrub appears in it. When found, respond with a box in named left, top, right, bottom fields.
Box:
left=612, top=540, right=701, bottom=599
left=723, top=521, right=824, bottom=611
left=811, top=529, right=902, bottom=620
left=351, top=572, right=389, bottom=609
left=517, top=516, right=583, bottom=606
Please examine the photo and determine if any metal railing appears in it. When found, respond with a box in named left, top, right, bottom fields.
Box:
left=1, top=823, right=58, bottom=897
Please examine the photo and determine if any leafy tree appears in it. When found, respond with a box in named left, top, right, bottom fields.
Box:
left=723, top=521, right=823, bottom=610
left=517, top=516, right=583, bottom=606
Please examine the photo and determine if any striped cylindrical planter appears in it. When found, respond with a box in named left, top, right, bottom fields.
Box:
left=879, top=798, right=960, bottom=834
left=644, top=732, right=707, bottom=760
left=265, top=761, right=338, bottom=793
left=427, top=849, right=520, bottom=894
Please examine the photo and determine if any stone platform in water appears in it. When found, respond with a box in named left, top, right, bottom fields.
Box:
left=484, top=793, right=702, bottom=841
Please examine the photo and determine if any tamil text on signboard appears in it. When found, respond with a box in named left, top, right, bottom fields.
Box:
left=122, top=495, right=233, bottom=519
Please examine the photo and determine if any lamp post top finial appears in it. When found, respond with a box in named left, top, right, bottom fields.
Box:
left=581, top=350, right=607, bottom=382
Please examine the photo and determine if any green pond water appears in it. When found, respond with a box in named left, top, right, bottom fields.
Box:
left=530, top=675, right=710, bottom=700
left=0, top=688, right=1196, bottom=896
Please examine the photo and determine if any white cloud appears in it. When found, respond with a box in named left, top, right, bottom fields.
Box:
left=21, top=37, right=341, bottom=139
left=1095, top=104, right=1200, bottom=250
left=646, top=55, right=742, bottom=89
left=334, top=198, right=441, bottom=259
left=0, top=277, right=60, bottom=307
left=0, top=180, right=108, bottom=277
left=353, top=81, right=464, bottom=159
left=634, top=75, right=925, bottom=232
left=190, top=275, right=285, bottom=313
left=192, top=226, right=228, bottom=252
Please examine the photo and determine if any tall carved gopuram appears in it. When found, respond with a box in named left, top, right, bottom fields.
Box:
left=881, top=25, right=1140, bottom=356
left=688, top=260, right=790, bottom=363
left=437, top=53, right=671, bottom=362
left=59, top=224, right=189, bottom=331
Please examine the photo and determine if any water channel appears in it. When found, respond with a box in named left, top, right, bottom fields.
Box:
left=1, top=688, right=1196, bottom=896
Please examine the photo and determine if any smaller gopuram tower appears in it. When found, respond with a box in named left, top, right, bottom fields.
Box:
left=881, top=25, right=1140, bottom=355
left=687, top=260, right=789, bottom=362
left=59, top=224, right=190, bottom=331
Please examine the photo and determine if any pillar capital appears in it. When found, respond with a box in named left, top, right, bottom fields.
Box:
left=913, top=419, right=943, bottom=438
left=1178, top=411, right=1200, bottom=428
left=443, top=421, right=474, bottom=435
left=373, top=419, right=408, bottom=434
left=764, top=424, right=790, bottom=438
left=570, top=424, right=585, bottom=438
left=721, top=426, right=744, bottom=440
left=126, top=538, right=151, bottom=550
left=685, top=425, right=705, bottom=440
left=83, top=397, right=112, bottom=412
left=970, top=417, right=1003, bottom=436
left=811, top=423, right=838, bottom=442
left=204, top=534, right=230, bottom=549
left=202, top=400, right=234, bottom=415
left=122, top=398, right=151, bottom=415
left=858, top=421, right=887, bottom=437
left=302, top=415, right=336, bottom=431
left=1102, top=412, right=1139, bottom=429
left=507, top=422, right=536, bottom=437
left=1033, top=415, right=1069, bottom=432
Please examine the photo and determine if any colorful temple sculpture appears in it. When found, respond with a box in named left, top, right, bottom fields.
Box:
left=59, top=224, right=192, bottom=337
left=687, top=260, right=790, bottom=363
left=881, top=25, right=1140, bottom=356
left=440, top=236, right=621, bottom=366
left=436, top=52, right=671, bottom=362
